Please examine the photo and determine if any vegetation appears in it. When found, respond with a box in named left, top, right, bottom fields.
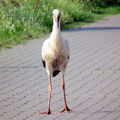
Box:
left=0, top=0, right=120, bottom=49
left=87, top=0, right=120, bottom=8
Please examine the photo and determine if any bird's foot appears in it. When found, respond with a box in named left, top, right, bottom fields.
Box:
left=39, top=109, right=55, bottom=115
left=60, top=105, right=75, bottom=113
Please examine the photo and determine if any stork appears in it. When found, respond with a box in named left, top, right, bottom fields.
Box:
left=40, top=9, right=72, bottom=114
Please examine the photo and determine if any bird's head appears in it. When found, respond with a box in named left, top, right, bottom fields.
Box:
left=52, top=9, right=61, bottom=29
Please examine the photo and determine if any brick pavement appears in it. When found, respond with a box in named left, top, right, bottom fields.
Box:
left=0, top=15, right=120, bottom=120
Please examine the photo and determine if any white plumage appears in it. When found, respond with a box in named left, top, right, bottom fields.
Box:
left=41, top=10, right=69, bottom=76
left=40, top=9, right=73, bottom=115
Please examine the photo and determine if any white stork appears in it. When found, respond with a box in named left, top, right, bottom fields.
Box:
left=40, top=9, right=72, bottom=114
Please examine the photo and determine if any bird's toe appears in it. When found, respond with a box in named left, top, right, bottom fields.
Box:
left=60, top=105, right=75, bottom=113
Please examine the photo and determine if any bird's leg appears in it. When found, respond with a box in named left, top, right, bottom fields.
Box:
left=60, top=74, right=73, bottom=113
left=39, top=74, right=54, bottom=115
left=47, top=74, right=52, bottom=114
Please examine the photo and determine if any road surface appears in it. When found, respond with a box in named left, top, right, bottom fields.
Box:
left=0, top=15, right=120, bottom=120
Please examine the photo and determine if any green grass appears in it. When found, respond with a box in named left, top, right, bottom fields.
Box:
left=0, top=0, right=120, bottom=49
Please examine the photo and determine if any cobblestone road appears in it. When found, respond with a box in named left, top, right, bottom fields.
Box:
left=0, top=15, right=120, bottom=120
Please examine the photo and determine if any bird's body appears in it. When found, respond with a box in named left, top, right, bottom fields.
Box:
left=40, top=9, right=73, bottom=115
left=41, top=28, right=69, bottom=76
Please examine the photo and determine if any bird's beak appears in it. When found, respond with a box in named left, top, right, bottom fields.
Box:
left=57, top=15, right=60, bottom=28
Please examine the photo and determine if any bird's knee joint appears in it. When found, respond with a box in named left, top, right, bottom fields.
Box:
left=49, top=86, right=52, bottom=92
left=62, top=83, right=65, bottom=89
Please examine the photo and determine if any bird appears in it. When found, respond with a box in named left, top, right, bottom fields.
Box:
left=40, top=9, right=73, bottom=114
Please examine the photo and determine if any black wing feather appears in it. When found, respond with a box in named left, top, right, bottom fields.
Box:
left=68, top=56, right=69, bottom=60
left=42, top=60, right=46, bottom=68
left=52, top=70, right=60, bottom=77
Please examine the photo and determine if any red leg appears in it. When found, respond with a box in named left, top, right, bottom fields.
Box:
left=39, top=74, right=54, bottom=115
left=60, top=74, right=74, bottom=113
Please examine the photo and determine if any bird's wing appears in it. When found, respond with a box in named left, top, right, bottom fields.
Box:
left=63, top=39, right=70, bottom=59
left=41, top=38, right=50, bottom=68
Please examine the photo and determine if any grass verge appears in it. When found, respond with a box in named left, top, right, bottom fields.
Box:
left=0, top=0, right=120, bottom=49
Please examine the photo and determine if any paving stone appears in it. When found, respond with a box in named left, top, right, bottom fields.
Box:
left=0, top=15, right=120, bottom=120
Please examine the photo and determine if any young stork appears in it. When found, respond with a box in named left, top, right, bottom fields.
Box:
left=40, top=9, right=72, bottom=114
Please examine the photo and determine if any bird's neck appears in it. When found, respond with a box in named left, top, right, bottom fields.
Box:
left=52, top=22, right=60, bottom=34
left=51, top=22, right=61, bottom=38
left=50, top=23, right=63, bottom=48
